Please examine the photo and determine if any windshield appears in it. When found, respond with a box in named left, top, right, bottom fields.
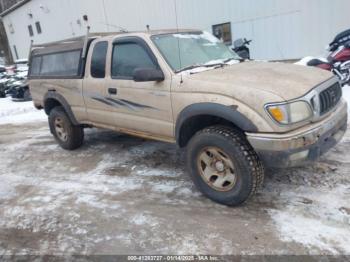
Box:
left=152, top=31, right=240, bottom=72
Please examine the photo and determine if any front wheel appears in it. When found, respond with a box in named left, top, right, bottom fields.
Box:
left=48, top=106, right=84, bottom=150
left=187, top=126, right=264, bottom=206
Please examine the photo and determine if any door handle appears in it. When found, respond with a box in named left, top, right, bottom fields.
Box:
left=108, top=88, right=117, bottom=95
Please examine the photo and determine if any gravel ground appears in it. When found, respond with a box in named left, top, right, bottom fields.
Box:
left=0, top=98, right=350, bottom=256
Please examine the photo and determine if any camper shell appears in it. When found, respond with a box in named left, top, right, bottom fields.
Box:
left=29, top=33, right=111, bottom=79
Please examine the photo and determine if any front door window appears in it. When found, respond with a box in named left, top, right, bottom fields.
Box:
left=111, top=42, right=158, bottom=79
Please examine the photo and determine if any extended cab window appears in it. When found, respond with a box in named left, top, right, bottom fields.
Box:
left=111, top=42, right=157, bottom=79
left=91, top=41, right=108, bottom=78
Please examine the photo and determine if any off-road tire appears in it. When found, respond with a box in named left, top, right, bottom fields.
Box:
left=187, top=125, right=264, bottom=206
left=48, top=106, right=84, bottom=150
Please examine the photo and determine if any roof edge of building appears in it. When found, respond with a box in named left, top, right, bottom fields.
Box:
left=0, top=0, right=31, bottom=18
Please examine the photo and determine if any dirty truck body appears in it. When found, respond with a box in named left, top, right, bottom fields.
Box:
left=29, top=30, right=347, bottom=206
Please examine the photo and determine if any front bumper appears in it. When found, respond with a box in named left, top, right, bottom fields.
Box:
left=246, top=101, right=348, bottom=168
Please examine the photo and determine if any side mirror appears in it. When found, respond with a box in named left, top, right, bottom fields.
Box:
left=133, top=68, right=165, bottom=82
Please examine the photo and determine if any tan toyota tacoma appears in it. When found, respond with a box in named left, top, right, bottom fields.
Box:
left=29, top=30, right=348, bottom=206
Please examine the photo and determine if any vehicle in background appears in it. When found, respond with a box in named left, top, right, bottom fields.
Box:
left=6, top=76, right=31, bottom=101
left=15, top=59, right=29, bottom=72
left=29, top=30, right=347, bottom=206
left=9, top=84, right=31, bottom=101
left=232, top=38, right=252, bottom=60
left=0, top=65, right=6, bottom=74
left=0, top=66, right=30, bottom=101
left=307, top=28, right=350, bottom=86
left=0, top=76, right=6, bottom=98
left=0, top=73, right=9, bottom=97
left=6, top=58, right=29, bottom=75
left=0, top=57, right=5, bottom=65
left=14, top=58, right=29, bottom=65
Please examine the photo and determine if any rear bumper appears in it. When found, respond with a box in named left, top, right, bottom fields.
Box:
left=246, top=101, right=348, bottom=168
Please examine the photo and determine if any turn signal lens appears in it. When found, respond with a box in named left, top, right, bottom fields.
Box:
left=268, top=107, right=285, bottom=123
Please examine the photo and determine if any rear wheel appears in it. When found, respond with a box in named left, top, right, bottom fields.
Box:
left=187, top=126, right=264, bottom=206
left=49, top=106, right=84, bottom=150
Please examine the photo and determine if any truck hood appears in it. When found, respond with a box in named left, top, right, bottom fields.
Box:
left=184, top=61, right=334, bottom=101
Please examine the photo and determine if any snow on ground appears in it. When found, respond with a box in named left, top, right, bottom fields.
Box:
left=0, top=85, right=350, bottom=255
left=268, top=183, right=350, bottom=254
left=0, top=120, right=348, bottom=255
left=0, top=126, right=210, bottom=255
left=343, top=85, right=350, bottom=112
left=0, top=97, right=47, bottom=125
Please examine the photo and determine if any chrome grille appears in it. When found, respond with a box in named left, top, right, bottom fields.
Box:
left=319, top=82, right=342, bottom=115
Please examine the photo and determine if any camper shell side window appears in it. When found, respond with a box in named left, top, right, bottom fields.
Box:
left=29, top=49, right=83, bottom=79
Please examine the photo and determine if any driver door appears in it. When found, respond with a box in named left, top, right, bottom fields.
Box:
left=104, top=36, right=174, bottom=141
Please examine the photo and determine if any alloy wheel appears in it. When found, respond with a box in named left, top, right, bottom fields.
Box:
left=54, top=117, right=68, bottom=142
left=197, top=147, right=237, bottom=192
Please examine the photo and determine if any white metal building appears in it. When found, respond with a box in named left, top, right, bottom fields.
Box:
left=1, top=0, right=350, bottom=60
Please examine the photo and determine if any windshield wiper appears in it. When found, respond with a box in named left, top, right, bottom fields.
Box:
left=176, top=64, right=205, bottom=73
left=177, top=63, right=225, bottom=73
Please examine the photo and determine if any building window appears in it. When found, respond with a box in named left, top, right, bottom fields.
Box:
left=28, top=25, right=34, bottom=37
left=212, top=22, right=232, bottom=45
left=35, top=22, right=42, bottom=34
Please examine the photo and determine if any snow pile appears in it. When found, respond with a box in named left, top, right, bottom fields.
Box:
left=295, top=56, right=328, bottom=66
left=295, top=56, right=314, bottom=66
left=0, top=97, right=47, bottom=125
left=342, top=85, right=350, bottom=113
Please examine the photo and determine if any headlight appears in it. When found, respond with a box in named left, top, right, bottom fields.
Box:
left=266, top=101, right=313, bottom=125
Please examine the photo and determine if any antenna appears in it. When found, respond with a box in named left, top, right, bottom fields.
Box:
left=28, top=40, right=34, bottom=61
left=81, top=15, right=90, bottom=59
left=173, top=0, right=183, bottom=83
left=82, top=25, right=91, bottom=59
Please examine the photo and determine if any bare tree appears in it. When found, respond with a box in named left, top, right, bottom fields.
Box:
left=0, top=0, right=22, bottom=64
left=0, top=0, right=22, bottom=13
